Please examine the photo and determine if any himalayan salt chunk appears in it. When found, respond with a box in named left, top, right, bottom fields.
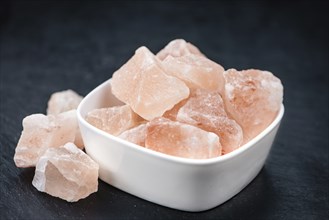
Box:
left=111, top=46, right=190, bottom=120
left=118, top=124, right=147, bottom=147
left=74, top=129, right=84, bottom=149
left=85, top=105, right=144, bottom=136
left=32, top=143, right=99, bottom=202
left=223, top=69, right=283, bottom=142
left=176, top=89, right=243, bottom=154
left=14, top=110, right=78, bottom=168
left=162, top=54, right=225, bottom=92
left=156, top=39, right=204, bottom=60
left=47, top=89, right=84, bottom=148
left=162, top=99, right=187, bottom=121
left=145, top=117, right=221, bottom=159
left=47, top=90, right=83, bottom=115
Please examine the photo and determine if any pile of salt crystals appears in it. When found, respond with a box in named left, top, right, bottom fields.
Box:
left=14, top=90, right=99, bottom=202
left=86, top=39, right=283, bottom=159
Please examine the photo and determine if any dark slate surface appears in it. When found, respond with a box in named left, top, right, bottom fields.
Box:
left=0, top=1, right=328, bottom=219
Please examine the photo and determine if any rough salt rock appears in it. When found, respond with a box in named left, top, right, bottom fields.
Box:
left=162, top=54, right=225, bottom=92
left=156, top=39, right=204, bottom=60
left=85, top=105, right=144, bottom=136
left=176, top=89, right=243, bottom=154
left=145, top=117, right=222, bottom=159
left=14, top=110, right=79, bottom=168
left=74, top=129, right=84, bottom=149
left=32, top=143, right=99, bottom=202
left=47, top=89, right=84, bottom=148
left=111, top=46, right=190, bottom=120
left=162, top=99, right=187, bottom=121
left=223, top=69, right=283, bottom=142
left=47, top=90, right=83, bottom=115
left=118, top=124, right=147, bottom=147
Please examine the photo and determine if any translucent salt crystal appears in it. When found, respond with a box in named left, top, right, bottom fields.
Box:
left=111, top=46, right=189, bottom=120
left=47, top=90, right=83, bottom=115
left=145, top=117, right=221, bottom=159
left=32, top=142, right=99, bottom=202
left=223, top=69, right=283, bottom=142
left=74, top=129, right=84, bottom=149
left=156, top=39, right=204, bottom=60
left=14, top=110, right=78, bottom=168
left=118, top=124, right=147, bottom=147
left=162, top=54, right=225, bottom=92
left=176, top=89, right=243, bottom=154
left=162, top=99, right=187, bottom=121
left=47, top=90, right=84, bottom=149
left=85, top=105, right=144, bottom=136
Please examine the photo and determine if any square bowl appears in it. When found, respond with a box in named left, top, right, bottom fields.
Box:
left=77, top=79, right=284, bottom=212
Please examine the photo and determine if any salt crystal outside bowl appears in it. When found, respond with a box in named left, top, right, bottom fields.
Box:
left=77, top=79, right=284, bottom=212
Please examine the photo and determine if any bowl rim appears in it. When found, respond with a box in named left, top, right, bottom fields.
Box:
left=77, top=79, right=284, bottom=166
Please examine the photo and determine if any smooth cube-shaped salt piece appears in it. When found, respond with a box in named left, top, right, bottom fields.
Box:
left=32, top=143, right=99, bottom=202
left=162, top=54, right=225, bottom=92
left=156, top=39, right=204, bottom=60
left=223, top=69, right=283, bottom=142
left=111, top=46, right=190, bottom=120
left=145, top=117, right=222, bottom=159
left=118, top=124, right=147, bottom=147
left=47, top=90, right=83, bottom=115
left=85, top=105, right=144, bottom=136
left=14, top=110, right=78, bottom=168
left=176, top=89, right=243, bottom=154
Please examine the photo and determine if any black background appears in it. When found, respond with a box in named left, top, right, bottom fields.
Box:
left=0, top=1, right=328, bottom=219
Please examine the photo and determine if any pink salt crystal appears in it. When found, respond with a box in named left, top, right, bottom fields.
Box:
left=47, top=90, right=83, bottom=115
left=145, top=117, right=221, bottom=159
left=47, top=89, right=84, bottom=149
left=223, top=69, right=283, bottom=142
left=14, top=110, right=78, bottom=168
left=74, top=129, right=84, bottom=149
left=156, top=39, right=204, bottom=60
left=85, top=105, right=144, bottom=136
left=111, top=46, right=190, bottom=120
left=32, top=142, right=99, bottom=202
left=118, top=124, right=147, bottom=147
left=176, top=89, right=243, bottom=154
left=162, top=54, right=225, bottom=92
left=162, top=99, right=187, bottom=121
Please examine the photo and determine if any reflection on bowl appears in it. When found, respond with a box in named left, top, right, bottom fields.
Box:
left=77, top=79, right=284, bottom=212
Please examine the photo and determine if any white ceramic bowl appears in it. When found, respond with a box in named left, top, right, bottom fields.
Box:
left=77, top=79, right=284, bottom=212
